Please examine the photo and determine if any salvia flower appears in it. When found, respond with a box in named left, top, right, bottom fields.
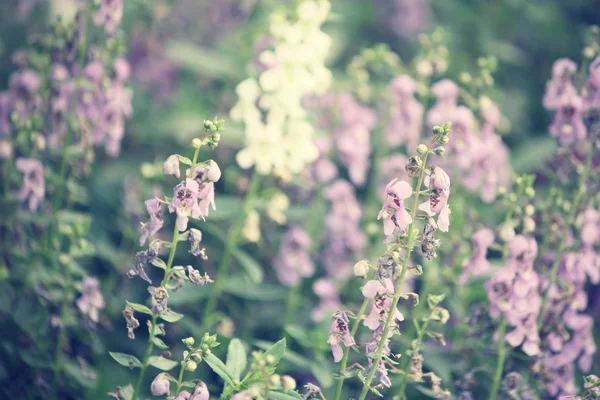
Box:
left=386, top=75, right=424, bottom=151
left=549, top=89, right=587, bottom=146
left=362, top=278, right=404, bottom=330
left=148, top=286, right=169, bottom=315
left=169, top=178, right=202, bottom=231
left=418, top=166, right=451, bottom=232
left=128, top=241, right=160, bottom=283
left=460, top=228, right=494, bottom=283
left=150, top=372, right=170, bottom=396
left=365, top=326, right=392, bottom=387
left=76, top=277, right=105, bottom=323
left=312, top=278, right=342, bottom=322
left=273, top=227, right=314, bottom=286
left=378, top=178, right=413, bottom=240
left=543, top=58, right=578, bottom=110
left=327, top=310, right=356, bottom=362
left=93, top=0, right=124, bottom=35
left=163, top=155, right=181, bottom=178
left=421, top=221, right=441, bottom=260
left=16, top=158, right=45, bottom=211
left=140, top=198, right=164, bottom=245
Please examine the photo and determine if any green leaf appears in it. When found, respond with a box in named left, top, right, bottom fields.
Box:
left=223, top=279, right=287, bottom=301
left=64, top=360, right=96, bottom=388
left=152, top=258, right=167, bottom=270
left=231, top=248, right=264, bottom=283
left=112, top=384, right=134, bottom=400
left=151, top=337, right=169, bottom=350
left=126, top=301, right=152, bottom=315
left=268, top=391, right=303, bottom=400
left=109, top=352, right=142, bottom=368
left=160, top=310, right=184, bottom=323
left=264, top=338, right=286, bottom=367
left=204, top=353, right=235, bottom=387
left=148, top=356, right=178, bottom=371
left=226, top=339, right=247, bottom=383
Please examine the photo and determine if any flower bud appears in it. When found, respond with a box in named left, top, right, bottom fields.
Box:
left=416, top=144, right=428, bottom=155
left=266, top=354, right=276, bottom=365
left=432, top=146, right=445, bottom=156
left=524, top=205, right=535, bottom=216
left=192, top=138, right=203, bottom=149
left=205, top=160, right=222, bottom=182
left=182, top=337, right=195, bottom=347
left=353, top=260, right=370, bottom=278
left=523, top=217, right=536, bottom=234
left=151, top=373, right=170, bottom=396
left=430, top=166, right=451, bottom=191
left=282, top=375, right=296, bottom=392
left=438, top=135, right=449, bottom=145
left=433, top=125, right=444, bottom=135
left=269, top=374, right=281, bottom=387
left=186, top=360, right=198, bottom=372
left=163, top=155, right=181, bottom=178
left=0, top=140, right=12, bottom=159
left=525, top=187, right=535, bottom=199
left=499, top=222, right=515, bottom=243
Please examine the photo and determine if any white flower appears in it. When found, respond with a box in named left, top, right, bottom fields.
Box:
left=231, top=0, right=332, bottom=176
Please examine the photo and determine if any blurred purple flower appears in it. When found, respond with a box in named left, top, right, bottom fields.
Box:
left=273, top=227, right=314, bottom=287
left=328, top=310, right=355, bottom=362
left=16, top=158, right=45, bottom=211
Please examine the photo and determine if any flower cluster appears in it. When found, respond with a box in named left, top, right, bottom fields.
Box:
left=230, top=0, right=332, bottom=176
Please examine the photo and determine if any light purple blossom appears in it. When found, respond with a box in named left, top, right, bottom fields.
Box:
left=140, top=198, right=164, bottom=245
left=583, top=56, right=600, bottom=111
left=365, top=326, right=392, bottom=387
left=76, top=277, right=106, bottom=323
left=16, top=158, right=45, bottom=211
left=169, top=179, right=203, bottom=231
left=312, top=278, right=342, bottom=322
left=151, top=373, right=170, bottom=396
left=543, top=58, right=578, bottom=110
left=378, top=179, right=413, bottom=239
left=93, top=0, right=124, bottom=35
left=327, top=310, right=356, bottom=362
left=418, top=167, right=451, bottom=232
left=163, top=155, right=181, bottom=178
left=427, top=79, right=459, bottom=126
left=273, top=227, right=314, bottom=287
left=460, top=228, right=494, bottom=283
left=362, top=278, right=404, bottom=330
left=386, top=75, right=423, bottom=151
left=549, top=90, right=587, bottom=146
left=322, top=180, right=367, bottom=279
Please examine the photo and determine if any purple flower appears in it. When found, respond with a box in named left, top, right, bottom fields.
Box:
left=163, top=155, right=181, bottom=178
left=16, top=158, right=45, bottom=211
left=140, top=198, right=164, bottom=245
left=543, top=58, right=578, bottom=110
left=460, top=228, right=494, bottom=283
left=151, top=373, right=170, bottom=396
left=327, top=310, right=356, bottom=362
left=122, top=305, right=140, bottom=339
left=76, top=277, right=105, bottom=323
left=386, top=75, right=423, bottom=151
left=389, top=0, right=432, bottom=38
left=188, top=382, right=209, bottom=400
left=312, top=278, right=342, bottom=322
left=128, top=242, right=160, bottom=283
left=273, top=227, right=314, bottom=287
left=427, top=79, right=459, bottom=126
left=93, top=0, right=124, bottom=35
left=362, top=278, right=403, bottom=330
left=322, top=180, right=367, bottom=279
left=169, top=179, right=202, bottom=231
left=379, top=155, right=410, bottom=199
left=365, top=326, right=392, bottom=387
left=549, top=90, right=587, bottom=146
left=378, top=179, right=413, bottom=239
left=418, top=167, right=451, bottom=232
left=583, top=56, right=600, bottom=111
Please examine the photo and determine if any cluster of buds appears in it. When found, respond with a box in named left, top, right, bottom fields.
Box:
left=181, top=333, right=220, bottom=372
left=201, top=117, right=225, bottom=149
left=497, top=174, right=536, bottom=242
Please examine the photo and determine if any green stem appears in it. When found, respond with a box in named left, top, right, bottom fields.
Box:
left=488, top=317, right=507, bottom=400
left=334, top=296, right=370, bottom=400
left=283, top=283, right=301, bottom=334
left=201, top=172, right=260, bottom=333
left=537, top=145, right=593, bottom=330
left=49, top=268, right=71, bottom=400
left=175, top=357, right=187, bottom=394
left=133, top=315, right=158, bottom=400
left=133, top=218, right=182, bottom=400
left=358, top=144, right=433, bottom=400
left=396, top=307, right=435, bottom=396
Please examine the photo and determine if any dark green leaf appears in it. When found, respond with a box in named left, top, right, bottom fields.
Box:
left=204, top=353, right=235, bottom=386
left=151, top=337, right=169, bottom=350
left=109, top=352, right=142, bottom=368
left=148, top=356, right=178, bottom=371
left=160, top=310, right=184, bottom=323
left=126, top=301, right=152, bottom=315
left=268, top=391, right=303, bottom=400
